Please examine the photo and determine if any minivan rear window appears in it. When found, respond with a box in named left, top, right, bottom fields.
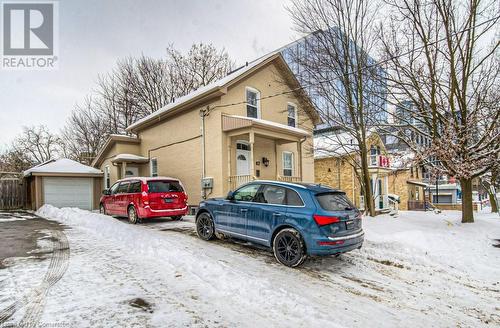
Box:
left=147, top=180, right=183, bottom=193
left=315, top=192, right=354, bottom=211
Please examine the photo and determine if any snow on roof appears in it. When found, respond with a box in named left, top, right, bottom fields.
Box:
left=111, top=153, right=149, bottom=163
left=228, top=115, right=311, bottom=136
left=126, top=52, right=278, bottom=131
left=390, top=151, right=416, bottom=169
left=24, top=158, right=103, bottom=176
left=314, top=132, right=359, bottom=158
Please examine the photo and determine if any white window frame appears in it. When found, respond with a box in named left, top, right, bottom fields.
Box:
left=104, top=165, right=110, bottom=189
left=150, top=158, right=158, bottom=177
left=287, top=102, right=297, bottom=127
left=282, top=151, right=294, bottom=177
left=245, top=86, right=261, bottom=119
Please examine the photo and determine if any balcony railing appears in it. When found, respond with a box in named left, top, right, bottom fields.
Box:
left=228, top=175, right=302, bottom=190
left=277, top=175, right=301, bottom=183
left=228, top=175, right=254, bottom=190
left=369, top=155, right=391, bottom=168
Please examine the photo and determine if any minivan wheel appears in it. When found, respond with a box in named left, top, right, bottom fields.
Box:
left=128, top=206, right=139, bottom=224
left=99, top=203, right=106, bottom=215
left=196, top=213, right=215, bottom=240
left=171, top=216, right=183, bottom=221
left=273, top=228, right=307, bottom=267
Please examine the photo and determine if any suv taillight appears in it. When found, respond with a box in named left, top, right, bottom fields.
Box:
left=141, top=191, right=149, bottom=205
left=313, top=214, right=340, bottom=226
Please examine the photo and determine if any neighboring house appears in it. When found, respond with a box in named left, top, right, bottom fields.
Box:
left=314, top=132, right=430, bottom=211
left=92, top=53, right=320, bottom=206
left=24, top=158, right=103, bottom=210
left=314, top=132, right=393, bottom=211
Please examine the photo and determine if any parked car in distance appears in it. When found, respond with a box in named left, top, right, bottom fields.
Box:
left=100, top=177, right=188, bottom=223
left=195, top=181, right=363, bottom=267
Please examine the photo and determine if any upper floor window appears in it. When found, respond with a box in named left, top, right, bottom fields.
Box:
left=246, top=87, right=260, bottom=119
left=150, top=158, right=158, bottom=177
left=282, top=151, right=294, bottom=177
left=287, top=103, right=297, bottom=127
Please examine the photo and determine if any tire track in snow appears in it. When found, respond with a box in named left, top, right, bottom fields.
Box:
left=0, top=230, right=70, bottom=327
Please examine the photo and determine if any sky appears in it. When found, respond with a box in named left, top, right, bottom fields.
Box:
left=0, top=0, right=297, bottom=150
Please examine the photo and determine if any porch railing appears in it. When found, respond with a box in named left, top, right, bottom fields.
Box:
left=277, top=176, right=301, bottom=183
left=228, top=175, right=254, bottom=190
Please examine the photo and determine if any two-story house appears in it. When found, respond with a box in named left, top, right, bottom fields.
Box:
left=92, top=53, right=320, bottom=206
left=314, top=130, right=436, bottom=212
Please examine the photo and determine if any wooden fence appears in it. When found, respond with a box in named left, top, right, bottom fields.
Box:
left=0, top=175, right=26, bottom=210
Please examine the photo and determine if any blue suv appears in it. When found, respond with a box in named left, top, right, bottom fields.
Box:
left=196, top=181, right=364, bottom=267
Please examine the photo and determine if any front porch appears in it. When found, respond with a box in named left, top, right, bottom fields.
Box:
left=358, top=167, right=393, bottom=212
left=222, top=115, right=310, bottom=191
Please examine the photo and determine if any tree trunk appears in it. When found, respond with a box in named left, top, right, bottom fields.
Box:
left=489, top=191, right=498, bottom=213
left=460, top=178, right=474, bottom=223
left=360, top=151, right=375, bottom=217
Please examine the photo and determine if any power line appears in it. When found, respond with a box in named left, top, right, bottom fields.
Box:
left=206, top=14, right=500, bottom=114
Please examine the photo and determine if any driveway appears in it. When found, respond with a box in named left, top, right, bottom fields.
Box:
left=0, top=211, right=69, bottom=327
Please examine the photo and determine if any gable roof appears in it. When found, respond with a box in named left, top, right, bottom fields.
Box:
left=91, top=134, right=140, bottom=167
left=24, top=158, right=103, bottom=177
left=126, top=52, right=320, bottom=133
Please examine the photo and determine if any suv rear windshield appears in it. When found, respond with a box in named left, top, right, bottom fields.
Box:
left=147, top=180, right=183, bottom=193
left=315, top=192, right=354, bottom=211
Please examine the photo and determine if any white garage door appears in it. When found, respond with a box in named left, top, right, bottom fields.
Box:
left=43, top=177, right=93, bottom=210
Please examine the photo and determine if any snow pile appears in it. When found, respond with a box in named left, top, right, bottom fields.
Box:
left=363, top=211, right=500, bottom=283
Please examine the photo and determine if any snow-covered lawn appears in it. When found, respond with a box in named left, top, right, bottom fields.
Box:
left=1, top=206, right=499, bottom=327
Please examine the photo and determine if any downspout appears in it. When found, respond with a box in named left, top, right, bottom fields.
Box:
left=200, top=108, right=207, bottom=199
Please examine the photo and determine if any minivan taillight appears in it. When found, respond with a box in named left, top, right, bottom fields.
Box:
left=313, top=214, right=340, bottom=226
left=141, top=191, right=149, bottom=205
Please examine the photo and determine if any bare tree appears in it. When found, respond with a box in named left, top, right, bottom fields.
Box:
left=61, top=97, right=109, bottom=165
left=380, top=0, right=500, bottom=222
left=287, top=0, right=386, bottom=216
left=10, top=125, right=62, bottom=165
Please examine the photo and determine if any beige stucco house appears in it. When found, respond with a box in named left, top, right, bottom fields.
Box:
left=92, top=53, right=320, bottom=206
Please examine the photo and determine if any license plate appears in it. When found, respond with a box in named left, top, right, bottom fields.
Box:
left=164, top=198, right=174, bottom=203
left=346, top=220, right=355, bottom=230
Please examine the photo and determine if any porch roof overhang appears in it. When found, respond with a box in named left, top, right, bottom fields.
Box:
left=222, top=115, right=311, bottom=141
left=407, top=180, right=429, bottom=187
left=111, top=153, right=149, bottom=164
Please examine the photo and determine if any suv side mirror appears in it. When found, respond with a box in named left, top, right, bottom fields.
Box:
left=103, top=189, right=111, bottom=196
left=227, top=191, right=235, bottom=201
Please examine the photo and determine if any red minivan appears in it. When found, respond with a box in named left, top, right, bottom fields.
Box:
left=100, top=177, right=189, bottom=223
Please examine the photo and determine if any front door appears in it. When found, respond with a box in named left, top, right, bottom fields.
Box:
left=236, top=141, right=250, bottom=176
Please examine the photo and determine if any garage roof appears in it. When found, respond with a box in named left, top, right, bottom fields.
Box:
left=24, top=158, right=103, bottom=177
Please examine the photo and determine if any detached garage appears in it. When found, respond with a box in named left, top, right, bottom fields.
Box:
left=24, top=159, right=103, bottom=210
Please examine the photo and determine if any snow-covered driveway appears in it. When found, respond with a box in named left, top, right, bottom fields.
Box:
left=1, top=206, right=499, bottom=327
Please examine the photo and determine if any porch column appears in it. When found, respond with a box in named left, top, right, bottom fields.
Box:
left=121, top=162, right=127, bottom=179
left=384, top=175, right=389, bottom=208
left=249, top=131, right=255, bottom=179
left=227, top=135, right=232, bottom=191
